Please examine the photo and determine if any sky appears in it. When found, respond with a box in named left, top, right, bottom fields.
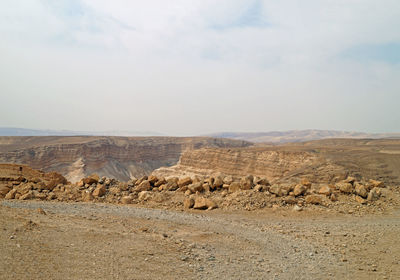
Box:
left=1, top=0, right=399, bottom=136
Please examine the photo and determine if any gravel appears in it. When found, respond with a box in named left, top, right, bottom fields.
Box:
left=2, top=200, right=400, bottom=279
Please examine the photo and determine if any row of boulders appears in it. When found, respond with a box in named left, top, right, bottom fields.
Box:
left=0, top=173, right=67, bottom=201
left=0, top=172, right=386, bottom=211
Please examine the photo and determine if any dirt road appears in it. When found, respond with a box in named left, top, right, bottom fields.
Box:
left=1, top=200, right=399, bottom=279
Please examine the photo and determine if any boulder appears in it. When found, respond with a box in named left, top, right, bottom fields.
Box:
left=168, top=177, right=179, bottom=183
left=32, top=182, right=46, bottom=191
left=0, top=185, right=11, bottom=198
left=127, top=177, right=137, bottom=187
left=177, top=185, right=188, bottom=192
left=344, top=176, right=356, bottom=184
left=184, top=198, right=195, bottom=209
left=293, top=205, right=303, bottom=212
left=152, top=192, right=168, bottom=203
left=204, top=177, right=214, bottom=187
left=19, top=191, right=33, bottom=200
left=82, top=191, right=94, bottom=202
left=293, top=184, right=306, bottom=197
left=17, top=183, right=33, bottom=195
left=240, top=175, right=254, bottom=190
left=355, top=196, right=367, bottom=204
left=300, top=178, right=312, bottom=187
left=134, top=180, right=151, bottom=192
left=254, top=177, right=270, bottom=186
left=165, top=181, right=178, bottom=191
left=318, top=186, right=332, bottom=196
left=213, top=176, right=224, bottom=189
left=154, top=177, right=166, bottom=187
left=147, top=175, right=158, bottom=185
left=337, top=182, right=353, bottom=194
left=284, top=196, right=297, bottom=205
left=33, top=191, right=47, bottom=200
left=98, top=176, right=106, bottom=184
left=104, top=178, right=113, bottom=186
left=192, top=176, right=202, bottom=183
left=45, top=180, right=61, bottom=191
left=270, top=185, right=288, bottom=197
left=158, top=184, right=167, bottom=192
left=83, top=174, right=99, bottom=185
left=305, top=195, right=323, bottom=205
left=46, top=172, right=68, bottom=187
left=369, top=179, right=384, bottom=189
left=77, top=180, right=85, bottom=188
left=135, top=176, right=148, bottom=186
left=138, top=191, right=151, bottom=201
left=118, top=183, right=129, bottom=191
left=223, top=176, right=234, bottom=185
left=178, top=177, right=192, bottom=188
left=47, top=192, right=57, bottom=200
left=92, top=185, right=106, bottom=197
left=202, top=183, right=210, bottom=192
left=330, top=193, right=338, bottom=202
left=355, top=184, right=368, bottom=198
left=367, top=187, right=381, bottom=201
left=109, top=187, right=121, bottom=195
left=5, top=188, right=17, bottom=200
left=193, top=197, right=217, bottom=210
left=184, top=189, right=192, bottom=196
left=189, top=183, right=204, bottom=193
left=228, top=182, right=241, bottom=192
left=121, top=196, right=132, bottom=204
left=253, top=185, right=264, bottom=192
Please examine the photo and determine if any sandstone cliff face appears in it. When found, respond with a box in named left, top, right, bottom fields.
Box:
left=153, top=147, right=346, bottom=184
left=0, top=136, right=251, bottom=182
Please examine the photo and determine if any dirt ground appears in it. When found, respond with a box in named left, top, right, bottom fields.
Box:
left=1, top=200, right=400, bottom=280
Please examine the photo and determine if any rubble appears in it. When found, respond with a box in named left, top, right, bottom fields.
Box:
left=0, top=164, right=390, bottom=212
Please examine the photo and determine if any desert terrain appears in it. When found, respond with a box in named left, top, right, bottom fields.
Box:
left=1, top=136, right=400, bottom=279
left=0, top=136, right=250, bottom=182
left=208, top=130, right=400, bottom=144
left=2, top=200, right=400, bottom=280
left=3, top=0, right=398, bottom=279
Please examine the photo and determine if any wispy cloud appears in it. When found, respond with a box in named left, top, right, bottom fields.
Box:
left=0, top=0, right=399, bottom=134
left=209, top=0, right=270, bottom=30
left=341, top=43, right=400, bottom=64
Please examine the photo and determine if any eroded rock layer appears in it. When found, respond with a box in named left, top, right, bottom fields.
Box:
left=153, top=139, right=400, bottom=185
left=0, top=136, right=251, bottom=182
left=153, top=147, right=345, bottom=184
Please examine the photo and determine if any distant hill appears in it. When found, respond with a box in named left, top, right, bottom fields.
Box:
left=0, top=127, right=164, bottom=137
left=207, top=130, right=400, bottom=143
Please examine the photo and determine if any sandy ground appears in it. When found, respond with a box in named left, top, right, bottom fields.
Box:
left=1, top=200, right=400, bottom=280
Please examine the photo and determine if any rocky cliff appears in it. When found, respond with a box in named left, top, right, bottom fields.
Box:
left=0, top=136, right=251, bottom=182
left=153, top=139, right=400, bottom=185
left=153, top=147, right=346, bottom=183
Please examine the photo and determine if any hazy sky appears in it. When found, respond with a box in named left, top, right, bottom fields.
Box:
left=1, top=0, right=399, bottom=135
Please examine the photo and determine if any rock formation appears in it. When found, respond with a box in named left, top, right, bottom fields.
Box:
left=0, top=136, right=250, bottom=182
left=0, top=163, right=390, bottom=213
left=152, top=147, right=345, bottom=184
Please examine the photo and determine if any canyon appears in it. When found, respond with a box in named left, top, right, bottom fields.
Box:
left=154, top=138, right=400, bottom=186
left=0, top=136, right=250, bottom=182
left=1, top=137, right=400, bottom=279
left=1, top=136, right=400, bottom=188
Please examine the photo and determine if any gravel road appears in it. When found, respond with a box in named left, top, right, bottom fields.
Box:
left=1, top=200, right=399, bottom=279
